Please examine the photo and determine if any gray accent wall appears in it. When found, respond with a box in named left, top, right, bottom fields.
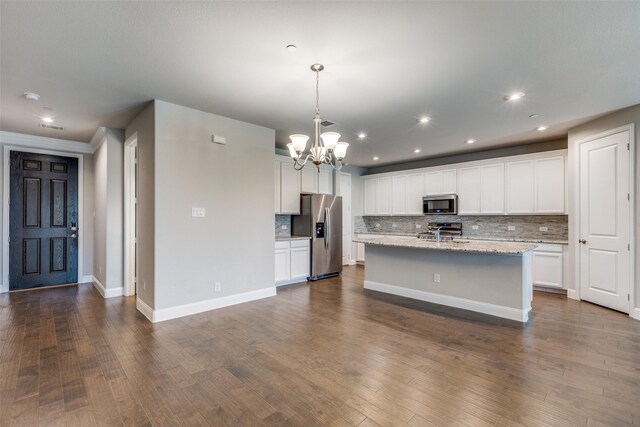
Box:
left=568, top=104, right=640, bottom=308
left=153, top=100, right=275, bottom=310
left=125, top=102, right=155, bottom=308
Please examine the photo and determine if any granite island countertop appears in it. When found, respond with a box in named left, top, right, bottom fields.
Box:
left=354, top=231, right=567, bottom=245
left=353, top=235, right=537, bottom=255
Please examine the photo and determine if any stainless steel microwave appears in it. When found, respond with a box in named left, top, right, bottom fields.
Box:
left=423, top=194, right=458, bottom=215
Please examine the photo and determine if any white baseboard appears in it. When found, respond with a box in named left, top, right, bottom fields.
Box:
left=92, top=276, right=124, bottom=299
left=136, top=297, right=154, bottom=322
left=567, top=289, right=579, bottom=300
left=364, top=280, right=529, bottom=322
left=275, top=277, right=308, bottom=287
left=630, top=307, right=640, bottom=321
left=141, top=286, right=276, bottom=323
left=80, top=275, right=94, bottom=283
left=348, top=259, right=356, bottom=266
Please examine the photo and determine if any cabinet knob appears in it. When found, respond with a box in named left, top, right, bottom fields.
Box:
left=579, top=239, right=587, bottom=244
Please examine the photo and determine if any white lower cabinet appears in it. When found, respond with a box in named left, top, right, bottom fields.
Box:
left=532, top=244, right=565, bottom=289
left=355, top=234, right=382, bottom=263
left=275, top=239, right=310, bottom=286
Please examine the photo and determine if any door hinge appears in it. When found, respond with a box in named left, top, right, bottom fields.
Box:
left=628, top=294, right=631, bottom=301
left=627, top=143, right=630, bottom=151
left=628, top=243, right=631, bottom=251
left=628, top=193, right=631, bottom=201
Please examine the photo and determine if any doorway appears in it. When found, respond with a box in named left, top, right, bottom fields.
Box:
left=577, top=125, right=634, bottom=313
left=339, top=172, right=352, bottom=265
left=8, top=151, right=79, bottom=290
left=124, top=135, right=138, bottom=296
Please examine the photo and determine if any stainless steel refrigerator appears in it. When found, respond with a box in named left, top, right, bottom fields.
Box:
left=292, top=194, right=342, bottom=280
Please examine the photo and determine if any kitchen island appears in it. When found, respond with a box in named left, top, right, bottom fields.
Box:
left=353, top=236, right=537, bottom=322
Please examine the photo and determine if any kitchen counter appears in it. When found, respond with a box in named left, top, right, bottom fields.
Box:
left=355, top=231, right=567, bottom=245
left=353, top=235, right=537, bottom=255
left=276, top=236, right=312, bottom=241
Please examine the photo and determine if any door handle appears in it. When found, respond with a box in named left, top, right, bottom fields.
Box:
left=324, top=207, right=330, bottom=250
left=71, top=234, right=77, bottom=239
left=579, top=239, right=587, bottom=244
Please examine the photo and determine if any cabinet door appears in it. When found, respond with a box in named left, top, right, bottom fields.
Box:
left=356, top=242, right=365, bottom=262
left=457, top=167, right=481, bottom=214
left=405, top=173, right=424, bottom=214
left=275, top=248, right=290, bottom=283
left=376, top=177, right=392, bottom=215
left=274, top=161, right=281, bottom=214
left=506, top=160, right=534, bottom=214
left=535, top=157, right=565, bottom=213
left=424, top=171, right=441, bottom=195
left=441, top=169, right=457, bottom=194
left=280, top=165, right=301, bottom=214
left=391, top=175, right=407, bottom=215
left=318, top=168, right=333, bottom=194
left=364, top=179, right=377, bottom=215
left=533, top=251, right=563, bottom=288
left=300, top=166, right=318, bottom=194
left=290, top=246, right=310, bottom=281
left=480, top=164, right=505, bottom=214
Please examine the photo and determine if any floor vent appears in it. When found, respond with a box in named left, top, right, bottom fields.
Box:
left=321, top=120, right=337, bottom=128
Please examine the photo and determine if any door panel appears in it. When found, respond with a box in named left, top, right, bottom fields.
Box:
left=579, top=130, right=630, bottom=313
left=10, top=151, right=78, bottom=290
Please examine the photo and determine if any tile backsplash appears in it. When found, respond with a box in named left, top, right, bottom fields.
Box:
left=355, top=215, right=568, bottom=241
left=275, top=215, right=292, bottom=237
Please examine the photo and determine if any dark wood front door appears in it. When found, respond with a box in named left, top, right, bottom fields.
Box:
left=9, top=151, right=79, bottom=290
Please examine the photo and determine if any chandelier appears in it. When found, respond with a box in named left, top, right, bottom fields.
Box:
left=287, top=63, right=349, bottom=171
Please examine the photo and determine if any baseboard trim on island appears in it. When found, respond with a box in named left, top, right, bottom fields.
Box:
left=364, top=280, right=530, bottom=322
left=137, top=287, right=277, bottom=323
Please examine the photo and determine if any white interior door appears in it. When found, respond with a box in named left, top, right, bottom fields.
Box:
left=339, top=173, right=352, bottom=265
left=579, top=129, right=631, bottom=313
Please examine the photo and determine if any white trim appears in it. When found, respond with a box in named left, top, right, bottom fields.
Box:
left=80, top=275, right=94, bottom=283
left=276, top=277, right=308, bottom=287
left=364, top=280, right=530, bottom=322
left=136, top=297, right=154, bottom=322
left=567, top=289, right=579, bottom=300
left=572, top=123, right=636, bottom=314
left=2, top=145, right=84, bottom=293
left=631, top=307, right=640, bottom=321
left=0, top=131, right=93, bottom=154
left=123, top=133, right=138, bottom=296
left=92, top=276, right=124, bottom=299
left=141, top=287, right=276, bottom=323
left=348, top=259, right=356, bottom=266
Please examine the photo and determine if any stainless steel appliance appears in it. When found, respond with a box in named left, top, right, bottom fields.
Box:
left=292, top=194, right=342, bottom=280
left=417, top=222, right=462, bottom=242
left=423, top=194, right=458, bottom=215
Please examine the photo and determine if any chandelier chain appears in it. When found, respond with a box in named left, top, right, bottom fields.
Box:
left=315, top=69, right=320, bottom=115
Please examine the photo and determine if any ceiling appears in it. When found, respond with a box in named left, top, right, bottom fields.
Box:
left=1, top=2, right=639, bottom=167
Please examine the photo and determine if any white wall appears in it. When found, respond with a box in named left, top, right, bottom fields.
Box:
left=567, top=104, right=640, bottom=309
left=153, top=100, right=275, bottom=310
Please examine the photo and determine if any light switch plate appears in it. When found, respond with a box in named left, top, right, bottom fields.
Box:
left=507, top=225, right=516, bottom=231
left=472, top=225, right=479, bottom=230
left=191, top=207, right=206, bottom=217
left=539, top=226, right=549, bottom=232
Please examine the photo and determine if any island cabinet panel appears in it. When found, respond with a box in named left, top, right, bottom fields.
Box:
left=535, top=156, right=565, bottom=213
left=376, top=177, right=392, bottom=215
left=506, top=160, right=535, bottom=214
left=364, top=179, right=377, bottom=215
left=457, top=167, right=481, bottom=214
left=480, top=163, right=505, bottom=214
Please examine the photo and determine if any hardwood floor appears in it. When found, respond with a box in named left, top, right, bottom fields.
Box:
left=1, top=265, right=639, bottom=426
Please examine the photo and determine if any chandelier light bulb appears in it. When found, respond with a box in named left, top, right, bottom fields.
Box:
left=289, top=134, right=309, bottom=153
left=320, top=132, right=340, bottom=150
left=334, top=142, right=349, bottom=160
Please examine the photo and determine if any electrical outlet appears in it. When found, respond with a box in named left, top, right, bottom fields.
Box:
left=508, top=225, right=516, bottom=231
left=214, top=282, right=221, bottom=292
left=282, top=225, right=288, bottom=230
left=416, top=224, right=422, bottom=229
left=191, top=207, right=206, bottom=217
left=375, top=223, right=381, bottom=228
left=392, top=223, right=397, bottom=228
left=539, top=226, right=549, bottom=232
left=433, top=273, right=441, bottom=283
left=472, top=225, right=479, bottom=230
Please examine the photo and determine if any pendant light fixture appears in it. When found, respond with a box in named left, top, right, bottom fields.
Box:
left=288, top=64, right=349, bottom=171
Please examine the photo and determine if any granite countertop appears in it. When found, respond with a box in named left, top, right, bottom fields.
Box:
left=276, top=236, right=312, bottom=241
left=354, top=231, right=567, bottom=245
left=353, top=235, right=537, bottom=255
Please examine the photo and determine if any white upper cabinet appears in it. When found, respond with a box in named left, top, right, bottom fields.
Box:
left=391, top=175, right=407, bottom=215
left=457, top=167, right=481, bottom=214
left=376, top=177, right=392, bottom=215
left=506, top=160, right=535, bottom=214
left=318, top=167, right=333, bottom=194
left=279, top=162, right=301, bottom=214
left=534, top=156, right=565, bottom=213
left=301, top=165, right=333, bottom=194
left=405, top=173, right=424, bottom=214
left=364, top=179, right=377, bottom=215
left=274, top=160, right=281, bottom=214
left=424, top=169, right=456, bottom=195
left=480, top=164, right=505, bottom=214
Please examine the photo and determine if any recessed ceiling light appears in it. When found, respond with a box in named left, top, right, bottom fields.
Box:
left=286, top=44, right=297, bottom=52
left=504, top=92, right=525, bottom=101
left=41, top=116, right=54, bottom=124
left=529, top=114, right=539, bottom=118
left=372, top=156, right=379, bottom=161
left=414, top=149, right=421, bottom=153
left=536, top=125, right=549, bottom=132
left=24, top=92, right=40, bottom=101
left=358, top=132, right=367, bottom=139
left=418, top=116, right=431, bottom=124
left=466, top=139, right=476, bottom=144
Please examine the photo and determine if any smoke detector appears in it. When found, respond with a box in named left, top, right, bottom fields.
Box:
left=24, top=92, right=41, bottom=101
